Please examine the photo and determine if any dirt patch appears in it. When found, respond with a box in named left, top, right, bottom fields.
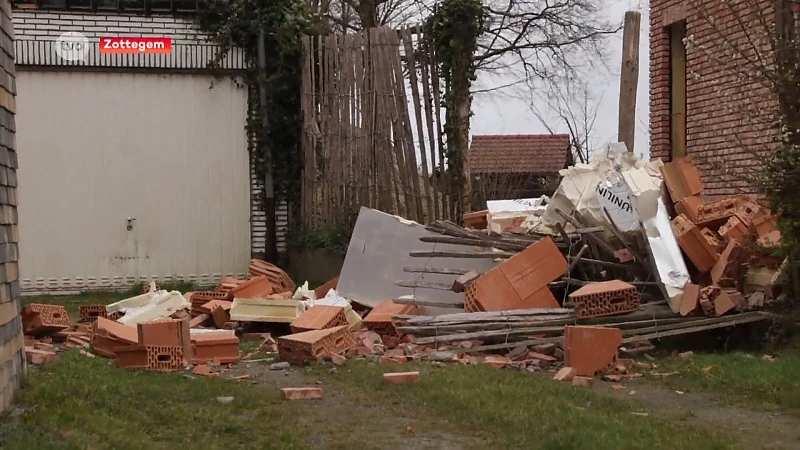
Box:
left=226, top=358, right=485, bottom=450
left=594, top=380, right=800, bottom=450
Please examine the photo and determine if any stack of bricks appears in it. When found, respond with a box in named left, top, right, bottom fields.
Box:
left=277, top=326, right=355, bottom=365
left=247, top=259, right=296, bottom=294
left=215, top=276, right=245, bottom=295
left=567, top=280, right=641, bottom=319
left=115, top=318, right=192, bottom=371
left=0, top=0, right=21, bottom=412
left=186, top=291, right=231, bottom=317
left=662, top=157, right=785, bottom=314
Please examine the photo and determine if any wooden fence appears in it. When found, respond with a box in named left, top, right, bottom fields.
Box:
left=300, top=26, right=453, bottom=232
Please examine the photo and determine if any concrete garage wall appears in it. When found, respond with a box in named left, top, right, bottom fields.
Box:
left=0, top=0, right=24, bottom=413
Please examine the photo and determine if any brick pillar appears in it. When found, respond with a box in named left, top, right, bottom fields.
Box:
left=0, top=0, right=23, bottom=413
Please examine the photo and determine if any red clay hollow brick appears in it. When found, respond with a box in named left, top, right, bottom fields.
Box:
left=247, top=259, right=296, bottom=293
left=675, top=195, right=705, bottom=223
left=718, top=216, right=748, bottom=242
left=363, top=300, right=418, bottom=336
left=313, top=277, right=339, bottom=299
left=278, top=326, right=355, bottom=365
left=189, top=291, right=232, bottom=317
left=672, top=214, right=719, bottom=273
left=680, top=283, right=701, bottom=317
left=146, top=345, right=184, bottom=371
left=79, top=305, right=107, bottom=323
left=281, top=387, right=324, bottom=400
left=660, top=156, right=704, bottom=203
left=567, top=280, right=640, bottom=319
left=467, top=236, right=566, bottom=312
left=22, top=304, right=72, bottom=336
left=564, top=326, right=622, bottom=377
left=191, top=333, right=241, bottom=365
left=137, top=319, right=192, bottom=365
left=231, top=275, right=276, bottom=299
left=290, top=305, right=349, bottom=334
left=383, top=371, right=421, bottom=384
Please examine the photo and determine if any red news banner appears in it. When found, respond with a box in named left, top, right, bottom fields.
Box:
left=99, top=37, right=172, bottom=54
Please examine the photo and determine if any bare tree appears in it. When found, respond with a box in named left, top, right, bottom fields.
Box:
left=529, top=77, right=604, bottom=164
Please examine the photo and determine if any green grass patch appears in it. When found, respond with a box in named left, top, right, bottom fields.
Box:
left=0, top=351, right=304, bottom=450
left=645, top=350, right=800, bottom=416
left=315, top=361, right=736, bottom=449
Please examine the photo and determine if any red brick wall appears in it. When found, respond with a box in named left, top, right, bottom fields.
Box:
left=649, top=0, right=780, bottom=199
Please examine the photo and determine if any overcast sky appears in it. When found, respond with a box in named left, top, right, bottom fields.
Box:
left=470, top=0, right=651, bottom=159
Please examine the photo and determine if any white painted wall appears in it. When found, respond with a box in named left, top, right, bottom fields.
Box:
left=16, top=71, right=251, bottom=292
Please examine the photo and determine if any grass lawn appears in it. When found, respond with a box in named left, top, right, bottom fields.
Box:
left=312, top=361, right=736, bottom=449
left=1, top=292, right=779, bottom=449
left=0, top=351, right=305, bottom=449
left=644, top=349, right=800, bottom=417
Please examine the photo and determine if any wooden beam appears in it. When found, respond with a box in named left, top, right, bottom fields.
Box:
left=618, top=10, right=641, bottom=153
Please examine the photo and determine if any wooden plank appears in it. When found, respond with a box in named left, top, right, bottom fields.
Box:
left=617, top=10, right=641, bottom=153
left=402, top=28, right=434, bottom=222
left=409, top=250, right=515, bottom=259
left=393, top=280, right=454, bottom=290
left=429, top=38, right=448, bottom=219
left=403, top=266, right=476, bottom=275
left=418, top=25, right=441, bottom=220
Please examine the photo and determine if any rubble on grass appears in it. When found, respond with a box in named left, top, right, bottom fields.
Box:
left=20, top=143, right=790, bottom=390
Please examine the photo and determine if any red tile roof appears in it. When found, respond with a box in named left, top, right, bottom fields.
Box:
left=469, top=134, right=571, bottom=174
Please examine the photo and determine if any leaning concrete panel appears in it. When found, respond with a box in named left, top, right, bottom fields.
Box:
left=0, top=0, right=22, bottom=413
left=337, top=207, right=497, bottom=316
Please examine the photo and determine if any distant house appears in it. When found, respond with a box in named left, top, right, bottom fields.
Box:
left=468, top=134, right=572, bottom=208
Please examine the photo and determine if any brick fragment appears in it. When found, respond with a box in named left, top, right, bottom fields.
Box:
left=78, top=304, right=107, bottom=323
left=451, top=270, right=480, bottom=293
left=680, top=283, right=700, bottom=317
left=564, top=326, right=622, bottom=377
left=281, top=387, right=324, bottom=400
left=553, top=366, right=576, bottom=381
left=362, top=300, right=417, bottom=337
left=383, top=371, right=420, bottom=384
left=672, top=214, right=719, bottom=273
left=572, top=376, right=594, bottom=387
left=675, top=194, right=705, bottom=223
left=313, top=277, right=339, bottom=299
left=25, top=347, right=55, bottom=365
left=482, top=355, right=512, bottom=368
left=718, top=216, right=748, bottom=242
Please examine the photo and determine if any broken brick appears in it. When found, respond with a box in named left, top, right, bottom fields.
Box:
left=362, top=300, right=418, bottom=336
left=25, top=347, right=56, bottom=365
left=672, top=214, right=719, bottom=273
left=22, top=304, right=71, bottom=336
left=572, top=376, right=594, bottom=387
left=313, top=277, right=339, bottom=299
left=680, top=283, right=700, bottom=317
left=675, top=194, right=705, bottom=223
left=231, top=275, right=276, bottom=299
left=482, top=355, right=512, bottom=368
left=278, top=326, right=354, bottom=365
left=553, top=366, right=576, bottom=381
left=564, top=326, right=622, bottom=377
left=383, top=371, right=420, bottom=384
left=281, top=387, right=324, bottom=400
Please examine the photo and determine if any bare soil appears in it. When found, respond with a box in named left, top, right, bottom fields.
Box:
left=227, top=359, right=486, bottom=450
left=594, top=380, right=800, bottom=450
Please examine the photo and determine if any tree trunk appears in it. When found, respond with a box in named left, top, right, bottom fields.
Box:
left=357, top=0, right=378, bottom=28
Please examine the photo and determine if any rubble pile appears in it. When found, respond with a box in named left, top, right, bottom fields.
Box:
left=20, top=145, right=789, bottom=387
